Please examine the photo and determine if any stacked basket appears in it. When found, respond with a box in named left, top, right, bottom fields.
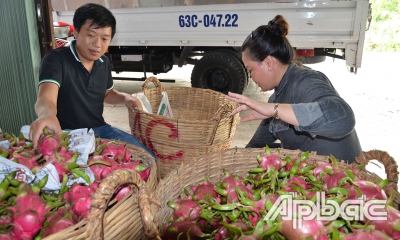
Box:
left=122, top=148, right=400, bottom=239
left=129, top=76, right=240, bottom=178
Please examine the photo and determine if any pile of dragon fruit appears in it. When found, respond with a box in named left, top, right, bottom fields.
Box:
left=163, top=146, right=400, bottom=240
left=0, top=129, right=151, bottom=239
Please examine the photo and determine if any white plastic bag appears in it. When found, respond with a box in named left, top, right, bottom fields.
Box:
left=67, top=128, right=96, bottom=164
left=0, top=156, right=36, bottom=184
left=157, top=91, right=173, bottom=117
left=132, top=92, right=153, bottom=113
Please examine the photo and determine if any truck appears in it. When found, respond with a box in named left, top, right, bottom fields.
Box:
left=51, top=0, right=371, bottom=94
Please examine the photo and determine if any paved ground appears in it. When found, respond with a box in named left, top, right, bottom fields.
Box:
left=104, top=51, right=400, bottom=186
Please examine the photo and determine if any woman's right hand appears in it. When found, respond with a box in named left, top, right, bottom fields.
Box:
left=226, top=92, right=273, bottom=122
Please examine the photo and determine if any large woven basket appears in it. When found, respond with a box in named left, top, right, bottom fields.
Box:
left=124, top=148, right=400, bottom=239
left=43, top=142, right=158, bottom=240
left=129, top=76, right=240, bottom=178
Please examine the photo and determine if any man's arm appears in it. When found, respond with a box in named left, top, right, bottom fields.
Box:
left=104, top=88, right=143, bottom=112
left=29, top=83, right=62, bottom=146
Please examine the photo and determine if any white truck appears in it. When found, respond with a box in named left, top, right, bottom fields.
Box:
left=52, top=0, right=371, bottom=94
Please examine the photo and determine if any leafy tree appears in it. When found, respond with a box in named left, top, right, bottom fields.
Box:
left=365, top=0, right=400, bottom=52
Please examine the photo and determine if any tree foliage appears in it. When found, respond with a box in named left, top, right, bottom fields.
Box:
left=365, top=0, right=400, bottom=52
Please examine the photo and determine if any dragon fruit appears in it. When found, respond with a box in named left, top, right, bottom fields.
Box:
left=37, top=127, right=69, bottom=157
left=88, top=155, right=115, bottom=181
left=365, top=205, right=400, bottom=239
left=62, top=182, right=99, bottom=220
left=219, top=219, right=274, bottom=239
left=214, top=169, right=254, bottom=204
left=95, top=139, right=131, bottom=163
left=191, top=180, right=218, bottom=201
left=11, top=210, right=44, bottom=239
left=10, top=147, right=40, bottom=169
left=163, top=220, right=212, bottom=240
left=0, top=227, right=12, bottom=240
left=281, top=176, right=312, bottom=192
left=268, top=218, right=328, bottom=240
left=219, top=169, right=246, bottom=190
left=167, top=199, right=203, bottom=221
left=345, top=164, right=366, bottom=180
left=310, top=160, right=333, bottom=179
left=41, top=207, right=78, bottom=237
left=345, top=180, right=388, bottom=201
left=71, top=198, right=92, bottom=220
left=7, top=176, right=53, bottom=239
left=62, top=183, right=93, bottom=203
left=110, top=162, right=151, bottom=202
left=0, top=214, right=12, bottom=226
left=323, top=155, right=360, bottom=190
left=257, top=145, right=286, bottom=171
left=4, top=133, right=27, bottom=157
left=336, top=228, right=392, bottom=240
left=114, top=161, right=151, bottom=181
left=42, top=149, right=80, bottom=181
left=216, top=185, right=254, bottom=203
left=113, top=184, right=132, bottom=202
left=89, top=181, right=100, bottom=192
left=240, top=193, right=279, bottom=211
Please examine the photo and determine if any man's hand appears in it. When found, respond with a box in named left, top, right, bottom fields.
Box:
left=125, top=94, right=143, bottom=113
left=30, top=83, right=61, bottom=147
left=104, top=89, right=142, bottom=113
left=29, top=114, right=62, bottom=147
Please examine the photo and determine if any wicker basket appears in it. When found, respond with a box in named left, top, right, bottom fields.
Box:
left=43, top=142, right=158, bottom=240
left=125, top=148, right=400, bottom=239
left=129, top=76, right=240, bottom=178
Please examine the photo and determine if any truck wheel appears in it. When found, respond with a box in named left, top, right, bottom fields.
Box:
left=214, top=49, right=249, bottom=85
left=191, top=51, right=247, bottom=94
left=296, top=56, right=326, bottom=64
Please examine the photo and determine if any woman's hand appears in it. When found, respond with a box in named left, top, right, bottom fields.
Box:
left=226, top=92, right=273, bottom=122
left=227, top=92, right=299, bottom=126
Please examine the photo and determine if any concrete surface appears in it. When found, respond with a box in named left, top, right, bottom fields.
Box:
left=104, top=52, right=400, bottom=186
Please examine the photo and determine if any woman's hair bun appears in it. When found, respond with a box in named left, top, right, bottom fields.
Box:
left=267, top=15, right=289, bottom=37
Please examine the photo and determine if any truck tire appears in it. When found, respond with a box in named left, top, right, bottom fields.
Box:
left=191, top=51, right=247, bottom=94
left=296, top=56, right=326, bottom=64
left=214, top=49, right=249, bottom=85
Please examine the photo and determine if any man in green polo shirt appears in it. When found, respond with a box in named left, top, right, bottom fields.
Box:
left=29, top=3, right=156, bottom=160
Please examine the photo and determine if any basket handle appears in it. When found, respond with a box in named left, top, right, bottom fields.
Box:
left=208, top=102, right=238, bottom=145
left=355, top=150, right=399, bottom=195
left=86, top=168, right=160, bottom=239
left=141, top=76, right=164, bottom=95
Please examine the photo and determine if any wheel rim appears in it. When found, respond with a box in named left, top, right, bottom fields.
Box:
left=204, top=67, right=231, bottom=92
